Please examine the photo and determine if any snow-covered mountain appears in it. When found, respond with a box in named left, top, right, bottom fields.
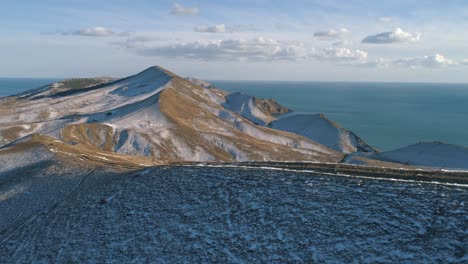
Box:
left=1, top=65, right=467, bottom=171
left=0, top=66, right=345, bottom=167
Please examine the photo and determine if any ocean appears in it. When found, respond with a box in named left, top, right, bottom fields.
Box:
left=1, top=78, right=467, bottom=151
left=0, top=78, right=60, bottom=97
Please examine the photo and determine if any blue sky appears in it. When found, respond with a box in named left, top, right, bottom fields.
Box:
left=1, top=0, right=468, bottom=82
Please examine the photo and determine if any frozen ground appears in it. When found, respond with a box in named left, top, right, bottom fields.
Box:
left=0, top=166, right=467, bottom=263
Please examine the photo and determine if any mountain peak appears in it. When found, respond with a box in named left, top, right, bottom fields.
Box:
left=137, top=65, right=178, bottom=79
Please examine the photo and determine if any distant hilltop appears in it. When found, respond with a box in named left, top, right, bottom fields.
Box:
left=1, top=65, right=468, bottom=171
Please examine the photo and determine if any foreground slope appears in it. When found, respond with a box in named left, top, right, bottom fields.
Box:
left=1, top=166, right=466, bottom=263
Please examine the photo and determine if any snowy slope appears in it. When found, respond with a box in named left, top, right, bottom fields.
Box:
left=0, top=143, right=55, bottom=177
left=370, top=142, right=468, bottom=170
left=268, top=113, right=376, bottom=154
left=185, top=77, right=216, bottom=89
left=0, top=66, right=343, bottom=165
left=222, top=92, right=275, bottom=125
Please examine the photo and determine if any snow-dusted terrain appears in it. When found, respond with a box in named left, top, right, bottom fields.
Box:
left=0, top=166, right=466, bottom=263
left=0, top=66, right=344, bottom=167
left=268, top=113, right=376, bottom=153
left=370, top=142, right=468, bottom=170
left=223, top=92, right=274, bottom=126
left=222, top=92, right=290, bottom=126
left=1, top=65, right=468, bottom=263
left=1, top=65, right=467, bottom=170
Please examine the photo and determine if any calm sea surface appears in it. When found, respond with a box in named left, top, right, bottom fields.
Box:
left=0, top=78, right=60, bottom=97
left=1, top=78, right=467, bottom=151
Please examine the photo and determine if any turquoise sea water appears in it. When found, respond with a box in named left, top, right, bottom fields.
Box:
left=0, top=78, right=60, bottom=97
left=1, top=78, right=467, bottom=151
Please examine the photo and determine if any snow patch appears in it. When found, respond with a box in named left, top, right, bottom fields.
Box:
left=372, top=142, right=468, bottom=170
left=269, top=113, right=374, bottom=153
left=223, top=92, right=270, bottom=126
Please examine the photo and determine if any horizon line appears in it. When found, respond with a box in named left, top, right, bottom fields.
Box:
left=1, top=76, right=467, bottom=85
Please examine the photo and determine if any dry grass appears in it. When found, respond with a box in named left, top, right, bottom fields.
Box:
left=159, top=77, right=343, bottom=163
left=0, top=124, right=36, bottom=142
left=30, top=134, right=161, bottom=171
left=62, top=123, right=115, bottom=151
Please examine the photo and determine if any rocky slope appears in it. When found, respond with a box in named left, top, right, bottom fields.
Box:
left=256, top=97, right=291, bottom=115
left=185, top=77, right=218, bottom=89
left=0, top=66, right=345, bottom=167
left=1, top=165, right=466, bottom=263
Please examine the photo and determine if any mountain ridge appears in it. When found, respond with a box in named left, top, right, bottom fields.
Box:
left=1, top=65, right=467, bottom=171
left=0, top=66, right=343, bottom=167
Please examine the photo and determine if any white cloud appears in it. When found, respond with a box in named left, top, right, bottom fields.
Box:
left=359, top=54, right=456, bottom=68
left=128, top=37, right=367, bottom=63
left=117, top=35, right=162, bottom=48
left=362, top=28, right=421, bottom=44
left=194, top=24, right=227, bottom=33
left=314, top=28, right=350, bottom=39
left=357, top=57, right=390, bottom=68
left=313, top=47, right=368, bottom=61
left=393, top=54, right=454, bottom=68
left=136, top=37, right=308, bottom=61
left=61, top=26, right=130, bottom=37
left=170, top=3, right=199, bottom=16
left=72, top=27, right=115, bottom=37
left=378, top=17, right=393, bottom=23
left=194, top=24, right=256, bottom=33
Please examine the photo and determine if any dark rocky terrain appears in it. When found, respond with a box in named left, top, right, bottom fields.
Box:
left=0, top=165, right=466, bottom=263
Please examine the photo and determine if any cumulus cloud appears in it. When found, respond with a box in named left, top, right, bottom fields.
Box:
left=61, top=26, right=130, bottom=37
left=362, top=28, right=421, bottom=44
left=127, top=37, right=367, bottom=63
left=136, top=38, right=308, bottom=61
left=359, top=54, right=456, bottom=68
left=393, top=54, right=454, bottom=68
left=170, top=3, right=199, bottom=16
left=314, top=28, right=350, bottom=39
left=313, top=47, right=368, bottom=61
left=194, top=24, right=227, bottom=33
